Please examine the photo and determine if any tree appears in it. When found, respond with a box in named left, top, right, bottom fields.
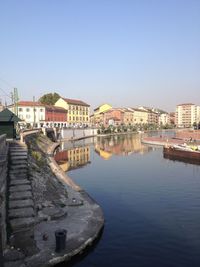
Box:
left=39, top=92, right=60, bottom=105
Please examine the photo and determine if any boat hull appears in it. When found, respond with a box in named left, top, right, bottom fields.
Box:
left=163, top=146, right=200, bottom=165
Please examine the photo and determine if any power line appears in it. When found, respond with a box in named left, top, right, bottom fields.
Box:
left=0, top=74, right=15, bottom=89
left=0, top=87, right=12, bottom=99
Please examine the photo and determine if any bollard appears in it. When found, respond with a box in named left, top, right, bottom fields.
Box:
left=55, top=229, right=67, bottom=252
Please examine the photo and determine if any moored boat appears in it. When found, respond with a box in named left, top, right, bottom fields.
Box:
left=163, top=145, right=200, bottom=165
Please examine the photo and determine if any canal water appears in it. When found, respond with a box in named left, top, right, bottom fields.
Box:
left=56, top=133, right=200, bottom=267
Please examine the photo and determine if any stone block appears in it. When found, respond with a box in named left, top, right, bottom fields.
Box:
left=9, top=199, right=34, bottom=209
left=10, top=185, right=31, bottom=193
left=10, top=179, right=30, bottom=186
left=9, top=207, right=34, bottom=219
left=10, top=174, right=28, bottom=180
left=10, top=217, right=35, bottom=231
left=9, top=191, right=32, bottom=200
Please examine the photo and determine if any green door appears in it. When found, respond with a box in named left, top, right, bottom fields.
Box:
left=0, top=122, right=14, bottom=138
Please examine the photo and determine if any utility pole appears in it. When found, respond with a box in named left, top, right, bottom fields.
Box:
left=33, top=96, right=36, bottom=128
left=14, top=88, right=19, bottom=116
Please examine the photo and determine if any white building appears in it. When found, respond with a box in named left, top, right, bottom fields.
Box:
left=159, top=113, right=170, bottom=125
left=8, top=101, right=45, bottom=127
left=175, top=103, right=200, bottom=127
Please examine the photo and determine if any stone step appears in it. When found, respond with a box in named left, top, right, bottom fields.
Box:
left=9, top=207, right=34, bottom=219
left=9, top=191, right=32, bottom=201
left=9, top=170, right=28, bottom=175
left=10, top=155, right=28, bottom=159
left=9, top=184, right=32, bottom=193
left=10, top=164, right=27, bottom=170
left=9, top=152, right=28, bottom=156
left=10, top=179, right=30, bottom=186
left=9, top=160, right=27, bottom=166
left=9, top=148, right=27, bottom=152
left=10, top=217, right=35, bottom=232
left=10, top=174, right=28, bottom=180
left=9, top=199, right=34, bottom=209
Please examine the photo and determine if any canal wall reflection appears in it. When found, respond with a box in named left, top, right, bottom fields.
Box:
left=55, top=134, right=154, bottom=171
left=94, top=134, right=152, bottom=159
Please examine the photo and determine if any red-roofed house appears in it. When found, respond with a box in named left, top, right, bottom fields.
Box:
left=8, top=101, right=67, bottom=128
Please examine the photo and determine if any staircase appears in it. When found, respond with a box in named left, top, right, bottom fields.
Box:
left=8, top=142, right=35, bottom=232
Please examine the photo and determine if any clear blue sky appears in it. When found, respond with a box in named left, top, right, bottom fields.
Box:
left=0, top=0, right=200, bottom=112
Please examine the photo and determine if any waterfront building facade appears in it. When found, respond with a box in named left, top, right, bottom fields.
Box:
left=55, top=98, right=90, bottom=127
left=159, top=113, right=170, bottom=125
left=129, top=108, right=148, bottom=124
left=175, top=103, right=200, bottom=127
left=103, top=108, right=124, bottom=126
left=91, top=103, right=112, bottom=126
left=121, top=108, right=134, bottom=126
left=8, top=101, right=67, bottom=128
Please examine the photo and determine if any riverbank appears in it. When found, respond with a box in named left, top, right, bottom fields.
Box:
left=142, top=130, right=200, bottom=147
left=4, top=133, right=104, bottom=267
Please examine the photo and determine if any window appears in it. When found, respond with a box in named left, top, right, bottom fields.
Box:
left=26, top=108, right=30, bottom=112
left=19, top=108, right=23, bottom=112
left=40, top=109, right=43, bottom=112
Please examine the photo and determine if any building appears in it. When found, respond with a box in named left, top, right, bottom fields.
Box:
left=175, top=103, right=200, bottom=127
left=0, top=108, right=21, bottom=138
left=44, top=105, right=67, bottom=128
left=169, top=112, right=175, bottom=125
left=8, top=101, right=67, bottom=128
left=138, top=107, right=159, bottom=124
left=121, top=108, right=134, bottom=126
left=128, top=108, right=148, bottom=124
left=8, top=101, right=45, bottom=127
left=91, top=104, right=112, bottom=126
left=159, top=113, right=170, bottom=125
left=103, top=108, right=124, bottom=126
left=55, top=98, right=90, bottom=127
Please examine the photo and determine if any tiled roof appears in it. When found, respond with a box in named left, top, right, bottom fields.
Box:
left=17, top=101, right=44, bottom=107
left=177, top=103, right=195, bottom=106
left=45, top=105, right=66, bottom=112
left=62, top=98, right=90, bottom=107
left=131, top=108, right=148, bottom=113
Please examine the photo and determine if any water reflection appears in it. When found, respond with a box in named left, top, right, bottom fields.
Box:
left=55, top=146, right=91, bottom=171
left=95, top=134, right=152, bottom=159
left=55, top=134, right=154, bottom=170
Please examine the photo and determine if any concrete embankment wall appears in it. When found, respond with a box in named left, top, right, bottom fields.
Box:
left=176, top=130, right=200, bottom=141
left=61, top=128, right=97, bottom=140
left=0, top=134, right=8, bottom=256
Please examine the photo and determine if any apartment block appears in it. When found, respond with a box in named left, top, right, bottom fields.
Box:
left=55, top=98, right=90, bottom=127
left=175, top=103, right=200, bottom=127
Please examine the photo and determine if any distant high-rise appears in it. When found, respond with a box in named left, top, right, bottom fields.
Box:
left=175, top=103, right=200, bottom=127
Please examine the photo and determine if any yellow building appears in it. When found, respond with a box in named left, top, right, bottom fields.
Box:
left=91, top=104, right=112, bottom=126
left=55, top=97, right=90, bottom=126
left=129, top=108, right=148, bottom=124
